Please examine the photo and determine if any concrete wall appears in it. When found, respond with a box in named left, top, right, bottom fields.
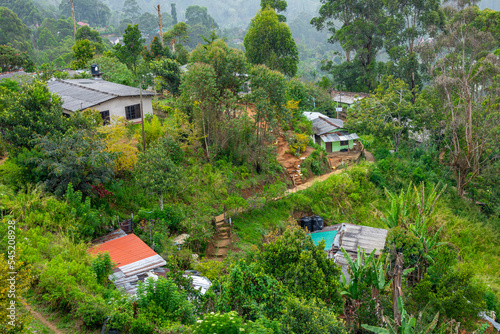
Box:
left=66, top=96, right=154, bottom=122
left=321, top=139, right=355, bottom=153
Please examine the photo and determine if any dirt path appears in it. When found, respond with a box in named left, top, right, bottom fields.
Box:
left=284, top=169, right=343, bottom=195
left=283, top=150, right=375, bottom=195
left=25, top=303, right=63, bottom=334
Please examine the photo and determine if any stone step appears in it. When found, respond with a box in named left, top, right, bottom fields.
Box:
left=214, top=248, right=228, bottom=257
left=215, top=239, right=231, bottom=248
left=214, top=213, right=225, bottom=223
left=216, top=221, right=230, bottom=228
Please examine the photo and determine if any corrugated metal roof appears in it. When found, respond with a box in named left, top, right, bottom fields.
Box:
left=303, top=111, right=328, bottom=121
left=47, top=79, right=154, bottom=112
left=330, top=90, right=370, bottom=105
left=89, top=234, right=159, bottom=267
left=90, top=233, right=167, bottom=295
left=320, top=133, right=359, bottom=143
left=312, top=116, right=344, bottom=135
left=91, top=228, right=127, bottom=244
left=184, top=274, right=212, bottom=295
left=341, top=224, right=388, bottom=256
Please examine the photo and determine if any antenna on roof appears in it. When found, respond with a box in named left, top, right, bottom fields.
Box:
left=91, top=64, right=102, bottom=80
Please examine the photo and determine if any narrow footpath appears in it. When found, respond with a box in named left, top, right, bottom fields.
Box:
left=25, top=302, right=63, bottom=334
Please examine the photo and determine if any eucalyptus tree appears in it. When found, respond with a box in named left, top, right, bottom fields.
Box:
left=311, top=0, right=387, bottom=92
left=384, top=0, right=445, bottom=98
left=419, top=2, right=500, bottom=197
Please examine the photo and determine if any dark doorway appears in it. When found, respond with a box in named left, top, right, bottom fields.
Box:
left=326, top=142, right=332, bottom=153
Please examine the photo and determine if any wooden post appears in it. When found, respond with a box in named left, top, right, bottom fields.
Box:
left=156, top=5, right=164, bottom=46
left=140, top=81, right=146, bottom=152
left=69, top=0, right=76, bottom=40
left=392, top=252, right=404, bottom=329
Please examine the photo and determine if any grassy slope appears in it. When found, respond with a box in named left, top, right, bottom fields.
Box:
left=232, top=164, right=500, bottom=293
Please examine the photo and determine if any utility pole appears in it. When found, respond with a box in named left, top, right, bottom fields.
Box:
left=156, top=5, right=164, bottom=46
left=69, top=0, right=76, bottom=40
left=140, top=79, right=146, bottom=152
left=336, top=92, right=343, bottom=119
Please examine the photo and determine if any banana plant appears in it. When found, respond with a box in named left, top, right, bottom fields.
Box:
left=381, top=184, right=413, bottom=229
left=362, top=297, right=439, bottom=334
left=340, top=247, right=392, bottom=330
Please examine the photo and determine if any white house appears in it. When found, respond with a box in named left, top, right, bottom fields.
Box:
left=47, top=79, right=154, bottom=124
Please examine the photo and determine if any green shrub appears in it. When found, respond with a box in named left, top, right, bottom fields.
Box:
left=76, top=296, right=108, bottom=329
left=279, top=297, right=347, bottom=334
left=301, top=148, right=329, bottom=176
left=91, top=252, right=115, bottom=285
left=193, top=311, right=244, bottom=334
left=137, top=277, right=196, bottom=325
left=130, top=314, right=155, bottom=334
left=37, top=254, right=102, bottom=313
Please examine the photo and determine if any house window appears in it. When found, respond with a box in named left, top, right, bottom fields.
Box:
left=340, top=140, right=349, bottom=146
left=100, top=110, right=110, bottom=125
left=125, top=104, right=141, bottom=120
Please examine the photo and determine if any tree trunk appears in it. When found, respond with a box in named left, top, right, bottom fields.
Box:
left=392, top=253, right=404, bottom=329
left=69, top=0, right=76, bottom=40
left=157, top=5, right=164, bottom=47
left=159, top=193, right=163, bottom=210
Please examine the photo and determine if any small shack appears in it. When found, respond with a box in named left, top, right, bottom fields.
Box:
left=310, top=223, right=388, bottom=282
left=89, top=230, right=167, bottom=295
left=303, top=112, right=360, bottom=153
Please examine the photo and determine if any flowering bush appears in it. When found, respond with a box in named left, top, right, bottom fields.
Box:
left=193, top=311, right=244, bottom=334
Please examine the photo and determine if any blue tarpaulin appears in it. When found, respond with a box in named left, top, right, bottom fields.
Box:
left=310, top=230, right=338, bottom=251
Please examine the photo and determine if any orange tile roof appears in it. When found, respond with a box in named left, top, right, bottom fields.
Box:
left=89, top=234, right=158, bottom=267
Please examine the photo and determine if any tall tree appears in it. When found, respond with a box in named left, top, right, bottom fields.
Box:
left=189, top=39, right=247, bottom=96
left=71, top=39, right=95, bottom=69
left=384, top=0, right=445, bottom=98
left=76, top=25, right=106, bottom=54
left=185, top=5, right=218, bottom=29
left=244, top=7, right=298, bottom=77
left=113, top=24, right=145, bottom=75
left=122, top=0, right=141, bottom=23
left=249, top=64, right=289, bottom=170
left=0, top=45, right=34, bottom=72
left=0, top=7, right=32, bottom=54
left=59, top=0, right=111, bottom=27
left=134, top=137, right=183, bottom=210
left=163, top=22, right=189, bottom=52
left=0, top=80, right=68, bottom=152
left=69, top=0, right=76, bottom=39
left=171, top=3, right=177, bottom=25
left=261, top=0, right=287, bottom=22
left=420, top=2, right=500, bottom=197
left=311, top=0, right=387, bottom=92
left=349, top=76, right=421, bottom=152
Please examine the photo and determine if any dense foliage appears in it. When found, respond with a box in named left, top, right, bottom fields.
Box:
left=0, top=0, right=499, bottom=333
